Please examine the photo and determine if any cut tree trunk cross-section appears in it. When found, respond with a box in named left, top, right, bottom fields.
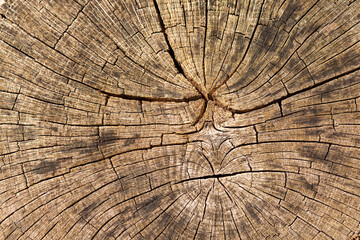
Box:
left=1, top=0, right=360, bottom=239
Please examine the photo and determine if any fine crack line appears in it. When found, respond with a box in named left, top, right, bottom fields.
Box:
left=53, top=0, right=91, bottom=49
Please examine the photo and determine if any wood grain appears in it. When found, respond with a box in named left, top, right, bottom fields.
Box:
left=1, top=0, right=359, bottom=239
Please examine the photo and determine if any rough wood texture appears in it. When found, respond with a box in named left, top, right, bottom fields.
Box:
left=1, top=0, right=360, bottom=239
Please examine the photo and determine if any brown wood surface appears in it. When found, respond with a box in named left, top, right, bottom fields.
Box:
left=1, top=0, right=360, bottom=239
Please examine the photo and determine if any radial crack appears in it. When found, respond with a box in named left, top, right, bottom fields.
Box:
left=152, top=0, right=207, bottom=99
left=209, top=0, right=266, bottom=95
left=175, top=169, right=294, bottom=184
left=98, top=90, right=202, bottom=103
left=226, top=66, right=360, bottom=114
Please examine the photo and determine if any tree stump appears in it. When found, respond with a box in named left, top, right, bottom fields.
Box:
left=1, top=0, right=360, bottom=239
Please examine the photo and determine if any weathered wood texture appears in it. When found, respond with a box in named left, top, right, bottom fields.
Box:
left=1, top=0, right=360, bottom=239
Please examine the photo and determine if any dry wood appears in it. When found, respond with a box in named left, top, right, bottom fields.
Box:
left=0, top=0, right=360, bottom=239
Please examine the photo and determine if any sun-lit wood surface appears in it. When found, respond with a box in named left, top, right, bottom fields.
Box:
left=1, top=0, right=360, bottom=239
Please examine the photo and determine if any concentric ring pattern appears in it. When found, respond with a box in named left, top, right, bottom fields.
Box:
left=0, top=0, right=360, bottom=239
